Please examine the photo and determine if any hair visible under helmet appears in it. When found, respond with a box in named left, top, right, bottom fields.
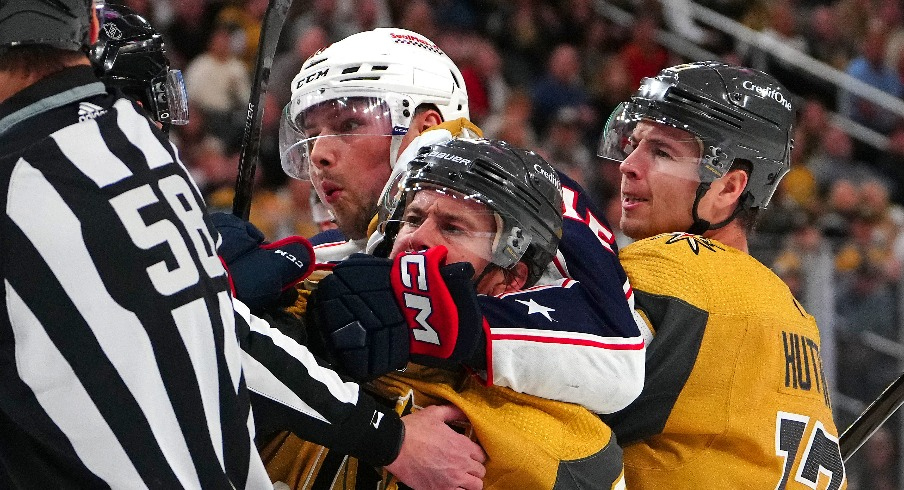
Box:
left=598, top=61, right=796, bottom=234
left=279, top=28, right=469, bottom=181
left=89, top=4, right=188, bottom=127
left=0, top=0, right=102, bottom=54
left=386, top=138, right=563, bottom=287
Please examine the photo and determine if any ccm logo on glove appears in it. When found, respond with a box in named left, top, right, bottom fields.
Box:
left=391, top=246, right=483, bottom=363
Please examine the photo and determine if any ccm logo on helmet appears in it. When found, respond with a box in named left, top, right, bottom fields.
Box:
left=741, top=80, right=792, bottom=110
left=533, top=163, right=560, bottom=188
left=296, top=68, right=329, bottom=89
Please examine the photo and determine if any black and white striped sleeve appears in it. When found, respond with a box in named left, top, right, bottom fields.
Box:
left=233, top=300, right=404, bottom=466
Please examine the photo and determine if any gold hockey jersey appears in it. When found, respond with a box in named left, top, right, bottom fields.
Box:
left=263, top=364, right=626, bottom=489
left=605, top=233, right=846, bottom=489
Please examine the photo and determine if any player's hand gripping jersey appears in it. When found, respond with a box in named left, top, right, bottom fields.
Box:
left=604, top=233, right=846, bottom=489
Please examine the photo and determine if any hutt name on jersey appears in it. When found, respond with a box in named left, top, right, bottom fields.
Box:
left=604, top=232, right=846, bottom=489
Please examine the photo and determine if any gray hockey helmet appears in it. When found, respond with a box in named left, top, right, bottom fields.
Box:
left=387, top=138, right=563, bottom=287
left=599, top=61, right=796, bottom=209
left=0, top=0, right=104, bottom=53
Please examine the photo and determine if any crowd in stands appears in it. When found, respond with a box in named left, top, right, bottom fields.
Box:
left=113, top=0, right=904, bottom=487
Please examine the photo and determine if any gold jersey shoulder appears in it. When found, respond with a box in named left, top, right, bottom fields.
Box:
left=617, top=232, right=847, bottom=489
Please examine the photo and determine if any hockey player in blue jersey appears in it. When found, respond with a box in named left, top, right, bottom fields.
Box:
left=220, top=27, right=648, bottom=415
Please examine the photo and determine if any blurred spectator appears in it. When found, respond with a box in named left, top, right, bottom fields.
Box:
left=163, top=0, right=215, bottom=66
left=881, top=0, right=904, bottom=71
left=486, top=0, right=554, bottom=85
left=482, top=89, right=539, bottom=149
left=269, top=25, right=329, bottom=114
left=806, top=5, right=855, bottom=72
left=290, top=0, right=339, bottom=43
left=661, top=0, right=709, bottom=45
left=850, top=426, right=899, bottom=490
left=875, top=122, right=904, bottom=205
left=588, top=55, right=635, bottom=138
left=398, top=0, right=438, bottom=42
left=452, top=34, right=509, bottom=125
left=538, top=106, right=594, bottom=188
left=818, top=179, right=861, bottom=242
left=531, top=43, right=592, bottom=134
left=184, top=23, right=252, bottom=147
left=558, top=0, right=598, bottom=46
left=216, top=0, right=269, bottom=69
left=333, top=0, right=392, bottom=39
left=807, top=125, right=881, bottom=194
left=795, top=99, right=832, bottom=163
left=838, top=22, right=903, bottom=135
left=618, top=14, right=670, bottom=89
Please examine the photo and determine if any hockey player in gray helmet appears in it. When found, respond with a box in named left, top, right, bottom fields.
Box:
left=302, top=138, right=627, bottom=488
left=598, top=61, right=847, bottom=488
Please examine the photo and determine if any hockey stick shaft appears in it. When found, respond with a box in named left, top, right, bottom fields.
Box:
left=232, top=0, right=293, bottom=220
left=839, top=371, right=904, bottom=462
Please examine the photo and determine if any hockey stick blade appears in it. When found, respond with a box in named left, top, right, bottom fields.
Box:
left=232, top=0, right=293, bottom=220
left=839, top=371, right=904, bottom=462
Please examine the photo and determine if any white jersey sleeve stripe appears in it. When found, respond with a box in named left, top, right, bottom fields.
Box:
left=171, top=298, right=224, bottom=466
left=51, top=121, right=131, bottom=187
left=6, top=283, right=144, bottom=487
left=241, top=306, right=360, bottom=405
left=241, top=351, right=329, bottom=423
left=115, top=98, right=173, bottom=169
left=219, top=291, right=244, bottom=392
left=7, top=160, right=201, bottom=488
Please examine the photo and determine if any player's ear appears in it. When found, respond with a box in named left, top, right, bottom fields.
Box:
left=718, top=168, right=749, bottom=205
left=411, top=106, right=443, bottom=134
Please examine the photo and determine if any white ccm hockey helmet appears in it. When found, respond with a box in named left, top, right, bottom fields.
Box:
left=279, top=28, right=469, bottom=180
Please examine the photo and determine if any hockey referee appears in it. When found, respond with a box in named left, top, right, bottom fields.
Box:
left=0, top=1, right=483, bottom=488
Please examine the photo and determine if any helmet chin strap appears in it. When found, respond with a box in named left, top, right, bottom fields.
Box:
left=687, top=182, right=746, bottom=235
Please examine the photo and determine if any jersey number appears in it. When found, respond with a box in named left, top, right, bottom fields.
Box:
left=775, top=411, right=845, bottom=490
left=110, top=174, right=222, bottom=295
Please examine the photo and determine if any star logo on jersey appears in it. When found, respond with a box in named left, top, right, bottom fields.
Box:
left=663, top=232, right=723, bottom=255
left=516, top=299, right=557, bottom=322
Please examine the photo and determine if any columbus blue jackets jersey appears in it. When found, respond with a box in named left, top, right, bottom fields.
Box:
left=309, top=171, right=648, bottom=414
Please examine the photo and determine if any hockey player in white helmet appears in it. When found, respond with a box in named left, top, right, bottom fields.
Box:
left=279, top=28, right=472, bottom=247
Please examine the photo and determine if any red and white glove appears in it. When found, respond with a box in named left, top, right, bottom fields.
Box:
left=390, top=246, right=486, bottom=368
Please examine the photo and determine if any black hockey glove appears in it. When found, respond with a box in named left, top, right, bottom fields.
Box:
left=308, top=247, right=486, bottom=381
left=211, top=212, right=314, bottom=310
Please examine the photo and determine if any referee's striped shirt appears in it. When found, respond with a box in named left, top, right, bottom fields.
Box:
left=0, top=66, right=401, bottom=488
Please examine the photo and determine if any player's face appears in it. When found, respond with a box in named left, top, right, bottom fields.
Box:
left=390, top=189, right=507, bottom=294
left=618, top=120, right=703, bottom=239
left=303, top=98, right=395, bottom=240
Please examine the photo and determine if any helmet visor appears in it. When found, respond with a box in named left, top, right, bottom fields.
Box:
left=383, top=184, right=531, bottom=276
left=279, top=95, right=395, bottom=180
left=598, top=102, right=712, bottom=183
left=162, top=69, right=189, bottom=125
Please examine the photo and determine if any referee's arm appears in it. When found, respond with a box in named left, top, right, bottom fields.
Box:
left=233, top=299, right=404, bottom=466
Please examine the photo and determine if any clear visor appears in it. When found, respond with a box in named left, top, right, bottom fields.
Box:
left=160, top=69, right=188, bottom=125
left=279, top=95, right=394, bottom=180
left=598, top=102, right=711, bottom=182
left=384, top=185, right=517, bottom=276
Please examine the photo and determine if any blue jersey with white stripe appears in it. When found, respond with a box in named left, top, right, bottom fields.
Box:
left=310, top=171, right=648, bottom=414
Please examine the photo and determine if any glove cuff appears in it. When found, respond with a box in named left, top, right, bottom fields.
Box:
left=260, top=235, right=316, bottom=288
